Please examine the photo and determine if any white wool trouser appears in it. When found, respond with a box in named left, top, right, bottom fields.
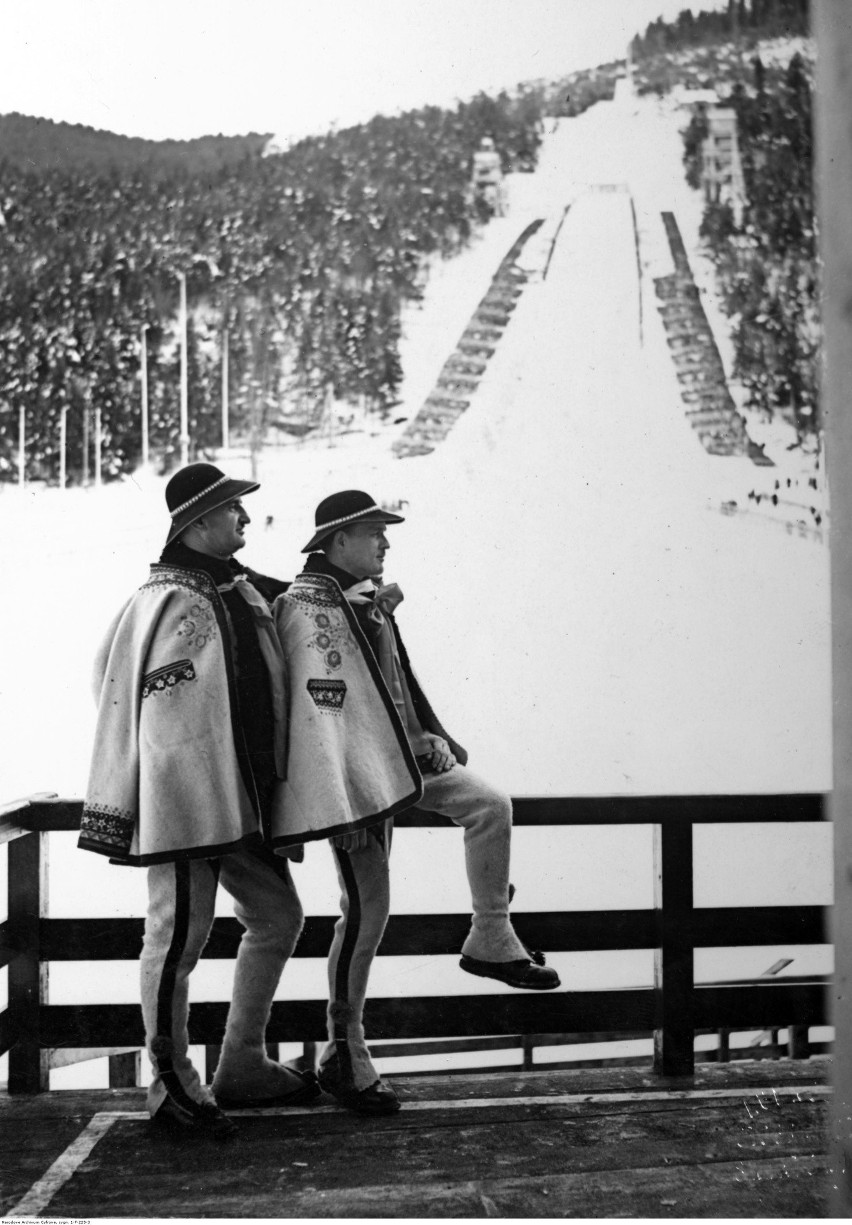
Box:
left=415, top=765, right=529, bottom=963
left=320, top=765, right=527, bottom=1091
left=140, top=845, right=303, bottom=1117
left=322, top=822, right=393, bottom=1092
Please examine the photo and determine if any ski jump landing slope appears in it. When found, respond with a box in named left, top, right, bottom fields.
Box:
left=387, top=101, right=831, bottom=801
left=0, top=98, right=830, bottom=809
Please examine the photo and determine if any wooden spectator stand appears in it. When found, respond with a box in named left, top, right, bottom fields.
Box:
left=816, top=3, right=852, bottom=1215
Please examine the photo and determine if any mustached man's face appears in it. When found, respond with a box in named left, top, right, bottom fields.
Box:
left=192, top=499, right=250, bottom=558
left=336, top=521, right=390, bottom=579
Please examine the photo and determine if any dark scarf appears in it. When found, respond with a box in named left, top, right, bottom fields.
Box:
left=160, top=540, right=277, bottom=820
left=301, top=552, right=467, bottom=766
left=303, top=552, right=382, bottom=655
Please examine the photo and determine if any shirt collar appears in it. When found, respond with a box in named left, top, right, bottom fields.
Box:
left=303, top=552, right=369, bottom=592
left=160, top=539, right=246, bottom=587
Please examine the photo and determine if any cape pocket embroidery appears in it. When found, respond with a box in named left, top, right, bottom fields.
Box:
left=142, top=659, right=197, bottom=699
left=307, top=678, right=347, bottom=714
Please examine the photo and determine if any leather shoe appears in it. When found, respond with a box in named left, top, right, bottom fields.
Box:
left=152, top=1094, right=237, bottom=1140
left=215, top=1068, right=322, bottom=1110
left=459, top=955, right=561, bottom=990
left=318, top=1055, right=401, bottom=1115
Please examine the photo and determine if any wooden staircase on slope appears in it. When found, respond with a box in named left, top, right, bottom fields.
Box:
left=392, top=220, right=544, bottom=458
left=655, top=211, right=773, bottom=466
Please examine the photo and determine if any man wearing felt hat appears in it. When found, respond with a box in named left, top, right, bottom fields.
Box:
left=272, top=490, right=560, bottom=1114
left=79, top=463, right=319, bottom=1139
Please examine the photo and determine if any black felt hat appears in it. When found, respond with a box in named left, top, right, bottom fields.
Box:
left=302, top=489, right=405, bottom=553
left=165, top=463, right=260, bottom=545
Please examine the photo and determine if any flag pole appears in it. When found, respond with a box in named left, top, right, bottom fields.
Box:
left=179, top=272, right=189, bottom=465
left=141, top=323, right=149, bottom=467
left=222, top=326, right=229, bottom=451
left=18, top=405, right=25, bottom=489
left=59, top=406, right=68, bottom=490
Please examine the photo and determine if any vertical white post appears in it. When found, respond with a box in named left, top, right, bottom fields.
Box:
left=222, top=326, right=229, bottom=451
left=179, top=272, right=189, bottom=466
left=94, top=406, right=102, bottom=489
left=815, top=3, right=852, bottom=1217
left=141, top=324, right=149, bottom=468
left=18, top=404, right=25, bottom=489
left=82, top=404, right=90, bottom=487
left=326, top=384, right=335, bottom=447
left=59, top=407, right=68, bottom=490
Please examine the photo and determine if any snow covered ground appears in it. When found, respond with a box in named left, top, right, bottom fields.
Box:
left=0, top=91, right=833, bottom=1084
left=2, top=90, right=828, bottom=802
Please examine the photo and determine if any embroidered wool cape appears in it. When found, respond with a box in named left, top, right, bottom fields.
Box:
left=79, top=563, right=288, bottom=865
left=270, top=571, right=424, bottom=847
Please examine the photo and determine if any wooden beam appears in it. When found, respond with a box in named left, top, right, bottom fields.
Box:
left=401, top=794, right=826, bottom=827
left=787, top=1026, right=810, bottom=1060
left=0, top=918, right=20, bottom=971
left=368, top=1035, right=526, bottom=1060
left=0, top=1006, right=13, bottom=1060
left=35, top=982, right=825, bottom=1053
left=692, top=906, right=827, bottom=946
left=692, top=983, right=827, bottom=1029
left=0, top=792, right=61, bottom=846
left=39, top=991, right=656, bottom=1048
left=297, top=1041, right=318, bottom=1073
left=39, top=910, right=659, bottom=960
left=653, top=820, right=695, bottom=1077
left=15, top=792, right=826, bottom=833
left=107, top=1050, right=140, bottom=1087
left=9, top=797, right=81, bottom=833
left=36, top=905, right=828, bottom=963
left=7, top=831, right=49, bottom=1093
left=48, top=1046, right=139, bottom=1070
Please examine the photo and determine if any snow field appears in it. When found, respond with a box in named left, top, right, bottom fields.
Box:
left=0, top=97, right=832, bottom=1077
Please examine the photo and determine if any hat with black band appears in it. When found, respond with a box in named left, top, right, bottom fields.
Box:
left=302, top=489, right=405, bottom=553
left=165, top=462, right=260, bottom=545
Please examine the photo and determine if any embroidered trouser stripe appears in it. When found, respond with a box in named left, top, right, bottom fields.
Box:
left=332, top=847, right=362, bottom=1016
left=324, top=828, right=391, bottom=1091
left=155, top=862, right=191, bottom=1041
left=141, top=858, right=218, bottom=1116
left=142, top=848, right=304, bottom=1117
left=153, top=861, right=202, bottom=1116
left=331, top=847, right=361, bottom=1087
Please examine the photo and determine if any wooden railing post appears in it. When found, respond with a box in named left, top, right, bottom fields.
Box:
left=108, top=1050, right=141, bottom=1088
left=717, top=1028, right=731, bottom=1063
left=205, top=1044, right=221, bottom=1081
left=298, top=1041, right=318, bottom=1073
left=8, top=830, right=49, bottom=1093
left=653, top=819, right=695, bottom=1078
left=787, top=1025, right=810, bottom=1060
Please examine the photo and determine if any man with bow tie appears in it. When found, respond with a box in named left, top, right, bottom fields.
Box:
left=272, top=490, right=559, bottom=1116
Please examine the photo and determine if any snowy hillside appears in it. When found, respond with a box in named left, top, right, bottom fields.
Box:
left=0, top=86, right=830, bottom=805
left=0, top=85, right=833, bottom=1096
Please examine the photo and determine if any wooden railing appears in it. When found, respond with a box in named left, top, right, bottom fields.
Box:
left=0, top=792, right=829, bottom=1094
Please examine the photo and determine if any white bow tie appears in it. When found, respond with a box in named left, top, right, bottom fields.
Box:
left=342, top=580, right=404, bottom=622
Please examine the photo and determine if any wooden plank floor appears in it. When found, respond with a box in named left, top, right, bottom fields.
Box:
left=0, top=1059, right=832, bottom=1219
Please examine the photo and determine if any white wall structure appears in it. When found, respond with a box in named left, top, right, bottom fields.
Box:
left=815, top=2, right=852, bottom=1217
